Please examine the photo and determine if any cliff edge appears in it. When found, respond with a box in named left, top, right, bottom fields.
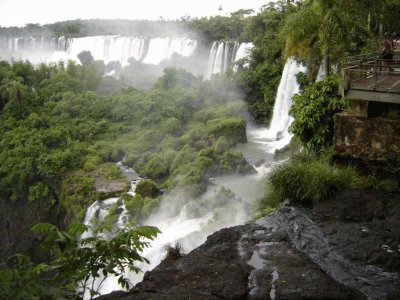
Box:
left=99, top=189, right=400, bottom=300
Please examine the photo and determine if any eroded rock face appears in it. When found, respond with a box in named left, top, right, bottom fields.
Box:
left=0, top=199, right=60, bottom=262
left=98, top=190, right=400, bottom=300
left=334, top=113, right=400, bottom=161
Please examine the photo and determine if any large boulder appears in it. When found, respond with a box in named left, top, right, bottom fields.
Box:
left=98, top=190, right=400, bottom=300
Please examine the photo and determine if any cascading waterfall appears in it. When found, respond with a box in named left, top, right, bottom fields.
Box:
left=0, top=36, right=252, bottom=78
left=142, top=37, right=197, bottom=65
left=206, top=41, right=253, bottom=78
left=207, top=41, right=225, bottom=77
left=234, top=43, right=253, bottom=61
left=81, top=57, right=302, bottom=298
left=316, top=60, right=326, bottom=82
left=0, top=36, right=197, bottom=66
left=250, top=58, right=306, bottom=153
left=56, top=36, right=148, bottom=66
left=234, top=42, right=253, bottom=70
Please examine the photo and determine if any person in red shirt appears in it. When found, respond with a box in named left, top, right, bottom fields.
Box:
left=380, top=34, right=394, bottom=71
left=381, top=36, right=393, bottom=59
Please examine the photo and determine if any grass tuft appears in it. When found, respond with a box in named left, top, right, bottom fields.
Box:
left=257, top=153, right=369, bottom=213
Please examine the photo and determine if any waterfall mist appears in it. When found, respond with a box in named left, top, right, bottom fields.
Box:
left=3, top=22, right=304, bottom=296
left=0, top=32, right=253, bottom=89
left=79, top=58, right=304, bottom=297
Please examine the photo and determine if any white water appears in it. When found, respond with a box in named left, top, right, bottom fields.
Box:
left=142, top=37, right=197, bottom=65
left=206, top=41, right=253, bottom=78
left=250, top=58, right=306, bottom=153
left=316, top=60, right=325, bottom=82
left=0, top=36, right=197, bottom=66
left=234, top=43, right=253, bottom=63
left=0, top=36, right=251, bottom=76
left=80, top=57, right=302, bottom=297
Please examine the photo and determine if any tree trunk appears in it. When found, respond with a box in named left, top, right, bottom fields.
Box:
left=323, top=54, right=330, bottom=77
left=379, top=2, right=385, bottom=37
left=368, top=12, right=371, bottom=32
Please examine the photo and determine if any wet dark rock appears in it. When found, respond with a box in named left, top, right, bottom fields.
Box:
left=98, top=190, right=400, bottom=300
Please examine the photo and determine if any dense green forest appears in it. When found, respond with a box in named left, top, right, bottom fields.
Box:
left=0, top=56, right=252, bottom=298
left=1, top=0, right=400, bottom=298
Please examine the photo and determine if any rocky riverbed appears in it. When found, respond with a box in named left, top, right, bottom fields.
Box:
left=99, top=189, right=400, bottom=300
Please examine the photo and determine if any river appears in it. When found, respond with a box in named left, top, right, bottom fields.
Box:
left=81, top=58, right=305, bottom=297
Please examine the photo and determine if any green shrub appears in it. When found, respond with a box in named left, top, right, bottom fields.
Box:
left=60, top=176, right=96, bottom=223
left=82, top=155, right=101, bottom=172
left=142, top=155, right=168, bottom=179
left=162, top=117, right=182, bottom=136
left=198, top=147, right=215, bottom=159
left=195, top=156, right=214, bottom=172
left=93, top=141, right=122, bottom=162
left=135, top=180, right=159, bottom=198
left=259, top=153, right=368, bottom=209
left=170, top=146, right=196, bottom=172
left=102, top=200, right=121, bottom=228
left=219, top=151, right=248, bottom=173
left=99, top=163, right=123, bottom=180
left=123, top=151, right=140, bottom=167
left=206, top=118, right=247, bottom=144
left=214, top=136, right=230, bottom=155
left=124, top=194, right=144, bottom=221
left=289, top=76, right=348, bottom=154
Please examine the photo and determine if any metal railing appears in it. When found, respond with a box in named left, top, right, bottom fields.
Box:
left=341, top=50, right=400, bottom=95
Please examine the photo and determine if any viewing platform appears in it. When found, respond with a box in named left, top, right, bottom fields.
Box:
left=334, top=51, right=400, bottom=161
left=340, top=51, right=400, bottom=117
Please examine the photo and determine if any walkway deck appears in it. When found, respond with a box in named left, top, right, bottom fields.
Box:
left=341, top=51, right=400, bottom=104
left=335, top=51, right=400, bottom=161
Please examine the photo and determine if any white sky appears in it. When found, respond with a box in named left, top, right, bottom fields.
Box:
left=0, top=0, right=272, bottom=27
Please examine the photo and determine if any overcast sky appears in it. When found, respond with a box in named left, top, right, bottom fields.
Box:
left=0, top=0, right=272, bottom=27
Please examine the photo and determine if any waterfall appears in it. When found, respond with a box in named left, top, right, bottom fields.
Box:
left=248, top=58, right=306, bottom=153
left=206, top=41, right=218, bottom=77
left=234, top=42, right=253, bottom=69
left=0, top=36, right=197, bottom=66
left=206, top=41, right=228, bottom=78
left=0, top=36, right=253, bottom=79
left=206, top=41, right=253, bottom=78
left=79, top=164, right=140, bottom=299
left=142, top=37, right=197, bottom=65
left=316, top=60, right=325, bottom=82
left=223, top=42, right=230, bottom=73
left=79, top=57, right=302, bottom=297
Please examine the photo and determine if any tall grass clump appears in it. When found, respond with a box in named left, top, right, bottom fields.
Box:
left=258, top=153, right=368, bottom=213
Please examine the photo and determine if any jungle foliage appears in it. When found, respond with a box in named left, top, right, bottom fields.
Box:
left=0, top=58, right=250, bottom=226
left=289, top=75, right=348, bottom=154
left=0, top=223, right=160, bottom=299
left=0, top=56, right=250, bottom=295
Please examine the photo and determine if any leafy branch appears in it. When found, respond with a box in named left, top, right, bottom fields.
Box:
left=0, top=223, right=160, bottom=299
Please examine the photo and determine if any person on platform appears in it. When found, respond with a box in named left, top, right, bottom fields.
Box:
left=380, top=34, right=394, bottom=71
left=380, top=34, right=394, bottom=60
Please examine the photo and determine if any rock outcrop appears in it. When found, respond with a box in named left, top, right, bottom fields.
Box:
left=334, top=113, right=400, bottom=161
left=99, top=190, right=400, bottom=300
